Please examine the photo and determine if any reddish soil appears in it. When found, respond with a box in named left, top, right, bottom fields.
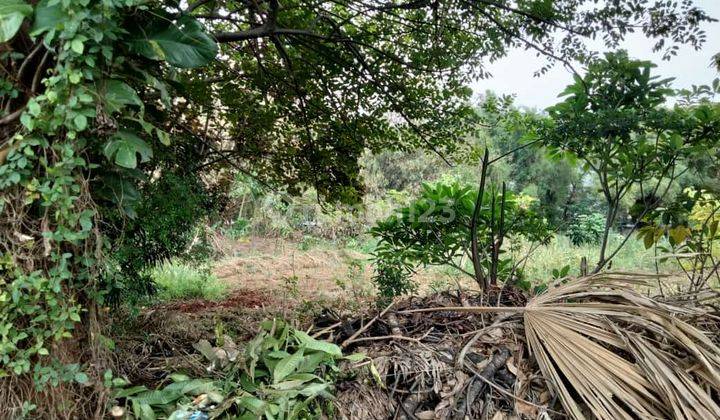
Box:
left=159, top=289, right=277, bottom=313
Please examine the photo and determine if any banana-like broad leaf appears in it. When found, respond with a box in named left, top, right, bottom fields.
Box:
left=273, top=349, right=304, bottom=384
left=0, top=0, right=32, bottom=42
left=129, top=16, right=217, bottom=68
left=294, top=330, right=342, bottom=357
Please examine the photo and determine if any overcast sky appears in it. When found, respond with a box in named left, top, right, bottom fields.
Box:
left=471, top=0, right=720, bottom=110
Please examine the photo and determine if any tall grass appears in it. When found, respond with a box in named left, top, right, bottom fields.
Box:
left=150, top=261, right=228, bottom=301
left=521, top=233, right=673, bottom=281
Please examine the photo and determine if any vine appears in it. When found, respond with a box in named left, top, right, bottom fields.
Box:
left=0, top=0, right=216, bottom=387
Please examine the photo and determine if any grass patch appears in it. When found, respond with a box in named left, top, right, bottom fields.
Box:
left=522, top=233, right=673, bottom=281
left=151, top=261, right=228, bottom=301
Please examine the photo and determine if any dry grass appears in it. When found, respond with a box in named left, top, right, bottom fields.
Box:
left=211, top=236, right=476, bottom=301
left=213, top=236, right=373, bottom=298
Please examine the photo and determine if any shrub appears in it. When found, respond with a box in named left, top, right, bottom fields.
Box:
left=371, top=181, right=551, bottom=295
left=373, top=257, right=416, bottom=298
left=226, top=217, right=250, bottom=239
left=102, top=172, right=217, bottom=301
left=567, top=213, right=605, bottom=246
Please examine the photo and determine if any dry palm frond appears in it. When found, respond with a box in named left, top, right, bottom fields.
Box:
left=403, top=272, right=720, bottom=419
left=524, top=273, right=720, bottom=420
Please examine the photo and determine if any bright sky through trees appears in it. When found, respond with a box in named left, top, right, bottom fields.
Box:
left=474, top=0, right=720, bottom=109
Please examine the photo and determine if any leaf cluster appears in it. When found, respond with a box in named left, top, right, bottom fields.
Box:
left=370, top=181, right=551, bottom=294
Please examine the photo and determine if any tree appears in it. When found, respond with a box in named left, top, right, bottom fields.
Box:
left=541, top=51, right=719, bottom=272
left=151, top=0, right=715, bottom=203
left=371, top=179, right=551, bottom=292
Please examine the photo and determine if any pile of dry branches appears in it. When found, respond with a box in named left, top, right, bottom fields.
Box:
left=315, top=273, right=720, bottom=419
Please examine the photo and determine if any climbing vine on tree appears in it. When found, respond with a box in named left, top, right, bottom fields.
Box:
left=0, top=0, right=218, bottom=382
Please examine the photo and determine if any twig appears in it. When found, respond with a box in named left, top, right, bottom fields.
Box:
left=471, top=149, right=490, bottom=290
left=345, top=335, right=421, bottom=344
left=399, top=306, right=525, bottom=315
left=454, top=347, right=510, bottom=420
left=311, top=321, right=342, bottom=338
left=341, top=300, right=395, bottom=347
left=462, top=360, right=568, bottom=418
left=455, top=317, right=513, bottom=370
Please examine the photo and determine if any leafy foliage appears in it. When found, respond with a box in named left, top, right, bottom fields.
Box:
left=638, top=187, right=720, bottom=290
left=102, top=171, right=217, bottom=301
left=371, top=181, right=551, bottom=294
left=0, top=0, right=716, bottom=410
left=0, top=0, right=218, bottom=383
left=0, top=0, right=31, bottom=42
left=227, top=320, right=347, bottom=418
left=109, top=372, right=221, bottom=420
left=373, top=256, right=417, bottom=299
left=171, top=0, right=713, bottom=204
left=567, top=213, right=606, bottom=246
left=109, top=320, right=353, bottom=419
left=540, top=51, right=720, bottom=271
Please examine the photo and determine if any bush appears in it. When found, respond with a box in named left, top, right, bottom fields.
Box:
left=151, top=262, right=227, bottom=301
left=226, top=217, right=250, bottom=239
left=371, top=181, right=552, bottom=295
left=567, top=213, right=605, bottom=246
left=373, top=257, right=416, bottom=298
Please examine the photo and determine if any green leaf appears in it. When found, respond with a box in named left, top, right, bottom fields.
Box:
left=74, top=372, right=89, bottom=384
left=31, top=0, right=63, bottom=36
left=27, top=100, right=40, bottom=116
left=344, top=352, right=366, bottom=362
left=132, top=389, right=181, bottom=406
left=0, top=0, right=32, bottom=42
left=129, top=16, right=217, bottom=68
left=298, top=382, right=330, bottom=397
left=169, top=373, right=189, bottom=382
left=273, top=349, right=304, bottom=384
left=156, top=128, right=170, bottom=146
left=113, top=385, right=148, bottom=399
left=73, top=114, right=87, bottom=131
left=132, top=400, right=157, bottom=420
left=294, top=330, right=342, bottom=357
left=238, top=395, right=265, bottom=414
left=369, top=361, right=385, bottom=389
left=163, top=379, right=217, bottom=396
left=79, top=212, right=92, bottom=231
left=103, top=131, right=152, bottom=169
left=70, top=38, right=84, bottom=54
left=103, top=80, right=142, bottom=113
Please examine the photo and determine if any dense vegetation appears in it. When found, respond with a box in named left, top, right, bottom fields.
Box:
left=1, top=0, right=720, bottom=418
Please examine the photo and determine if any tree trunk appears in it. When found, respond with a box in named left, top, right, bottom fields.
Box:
left=471, top=149, right=490, bottom=290
left=594, top=200, right=617, bottom=273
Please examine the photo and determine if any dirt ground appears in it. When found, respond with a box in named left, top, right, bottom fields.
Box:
left=213, top=237, right=373, bottom=299
left=211, top=236, right=481, bottom=301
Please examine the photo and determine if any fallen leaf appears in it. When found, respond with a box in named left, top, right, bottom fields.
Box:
left=506, top=356, right=518, bottom=376
left=415, top=410, right=435, bottom=419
